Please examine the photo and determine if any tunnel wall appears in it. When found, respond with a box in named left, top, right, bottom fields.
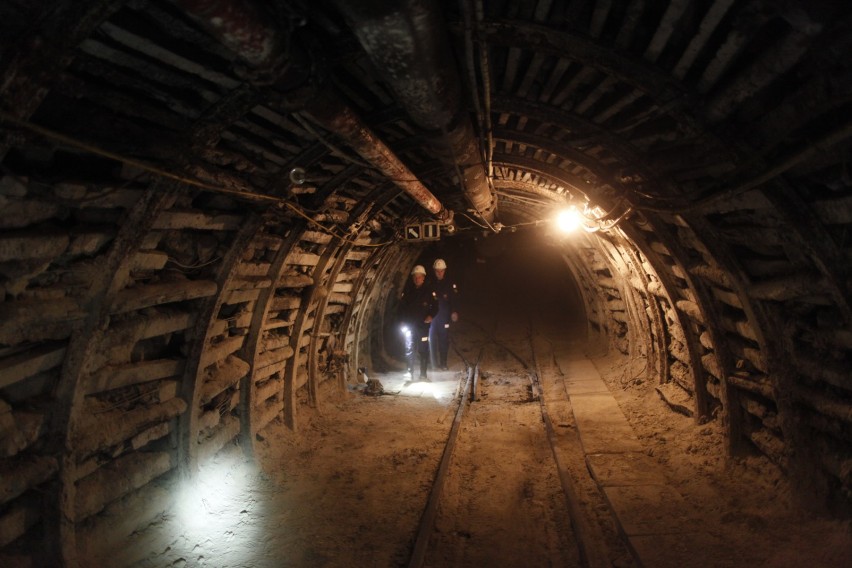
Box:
left=560, top=196, right=852, bottom=512
left=460, top=0, right=852, bottom=513
left=0, top=161, right=419, bottom=565
left=2, top=163, right=851, bottom=566
left=6, top=172, right=850, bottom=566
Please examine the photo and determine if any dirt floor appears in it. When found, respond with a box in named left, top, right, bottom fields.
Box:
left=120, top=314, right=851, bottom=568
left=592, top=348, right=852, bottom=568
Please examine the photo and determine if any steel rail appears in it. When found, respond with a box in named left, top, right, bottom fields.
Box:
left=410, top=318, right=611, bottom=567
left=407, top=362, right=475, bottom=568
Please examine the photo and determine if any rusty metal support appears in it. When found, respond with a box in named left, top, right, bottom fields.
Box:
left=173, top=0, right=451, bottom=223
left=171, top=0, right=284, bottom=68
left=333, top=0, right=497, bottom=222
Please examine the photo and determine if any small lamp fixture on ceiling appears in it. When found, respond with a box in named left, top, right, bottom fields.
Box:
left=288, top=167, right=317, bottom=195
left=289, top=167, right=307, bottom=185
left=554, top=201, right=633, bottom=234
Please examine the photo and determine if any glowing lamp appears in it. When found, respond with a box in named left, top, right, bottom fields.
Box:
left=555, top=207, right=582, bottom=233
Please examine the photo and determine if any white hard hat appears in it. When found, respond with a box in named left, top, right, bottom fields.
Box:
left=411, top=265, right=426, bottom=276
left=433, top=258, right=447, bottom=270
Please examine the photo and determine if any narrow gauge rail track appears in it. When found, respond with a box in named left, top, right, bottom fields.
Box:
left=408, top=322, right=612, bottom=568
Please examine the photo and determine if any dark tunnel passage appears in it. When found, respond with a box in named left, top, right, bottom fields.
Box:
left=1, top=0, right=852, bottom=566
left=383, top=232, right=587, bottom=366
left=465, top=231, right=586, bottom=331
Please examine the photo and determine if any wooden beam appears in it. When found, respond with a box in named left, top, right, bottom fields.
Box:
left=85, top=359, right=184, bottom=395
left=0, top=455, right=58, bottom=506
left=0, top=344, right=66, bottom=389
left=110, top=280, right=218, bottom=314
left=73, top=451, right=173, bottom=522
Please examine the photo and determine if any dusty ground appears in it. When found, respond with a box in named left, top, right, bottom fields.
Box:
left=425, top=347, right=578, bottom=567
left=592, top=349, right=852, bottom=568
left=120, top=313, right=851, bottom=568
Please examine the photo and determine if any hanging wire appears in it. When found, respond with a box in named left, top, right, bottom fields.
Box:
left=0, top=111, right=393, bottom=248
left=580, top=206, right=634, bottom=233
left=291, top=112, right=374, bottom=169
left=166, top=256, right=222, bottom=271
left=494, top=190, right=554, bottom=206
left=458, top=211, right=491, bottom=229
left=276, top=200, right=394, bottom=247
left=0, top=111, right=280, bottom=203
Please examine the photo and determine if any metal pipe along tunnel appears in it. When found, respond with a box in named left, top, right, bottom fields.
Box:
left=0, top=0, right=851, bottom=566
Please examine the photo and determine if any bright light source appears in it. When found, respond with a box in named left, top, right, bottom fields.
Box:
left=404, top=380, right=437, bottom=397
left=400, top=325, right=411, bottom=337
left=175, top=456, right=263, bottom=535
left=176, top=460, right=245, bottom=531
left=555, top=207, right=582, bottom=233
left=156, top=453, right=270, bottom=565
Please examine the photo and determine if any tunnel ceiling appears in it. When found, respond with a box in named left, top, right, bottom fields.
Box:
left=1, top=0, right=848, bottom=232
left=2, top=0, right=852, bottom=564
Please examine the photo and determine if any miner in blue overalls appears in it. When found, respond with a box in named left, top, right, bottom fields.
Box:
left=429, top=258, right=460, bottom=370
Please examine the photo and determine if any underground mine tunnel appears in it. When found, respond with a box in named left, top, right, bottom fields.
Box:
left=1, top=0, right=851, bottom=566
